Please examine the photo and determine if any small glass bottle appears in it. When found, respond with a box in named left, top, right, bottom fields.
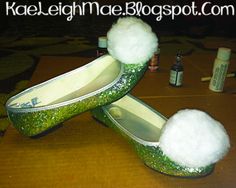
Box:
left=148, top=47, right=160, bottom=72
left=96, top=36, right=108, bottom=57
left=169, top=53, right=184, bottom=87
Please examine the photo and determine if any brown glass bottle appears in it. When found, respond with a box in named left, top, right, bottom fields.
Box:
left=169, top=53, right=183, bottom=87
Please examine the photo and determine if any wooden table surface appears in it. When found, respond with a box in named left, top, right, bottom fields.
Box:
left=0, top=55, right=236, bottom=188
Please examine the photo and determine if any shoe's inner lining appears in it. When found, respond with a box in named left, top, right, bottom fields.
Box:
left=106, top=96, right=166, bottom=142
left=9, top=55, right=121, bottom=108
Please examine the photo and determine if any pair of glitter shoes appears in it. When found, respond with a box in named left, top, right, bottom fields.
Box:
left=6, top=17, right=230, bottom=177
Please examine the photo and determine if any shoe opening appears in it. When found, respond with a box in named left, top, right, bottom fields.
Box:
left=106, top=95, right=166, bottom=143
left=8, top=55, right=121, bottom=109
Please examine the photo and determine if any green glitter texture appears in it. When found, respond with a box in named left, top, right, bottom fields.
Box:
left=7, top=63, right=147, bottom=136
left=91, top=105, right=214, bottom=177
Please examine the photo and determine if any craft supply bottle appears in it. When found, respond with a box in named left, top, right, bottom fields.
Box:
left=169, top=53, right=183, bottom=87
left=148, top=47, right=160, bottom=72
left=209, top=48, right=231, bottom=92
left=96, top=36, right=108, bottom=57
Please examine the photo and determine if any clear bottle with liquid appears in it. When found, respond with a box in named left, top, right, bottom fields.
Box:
left=169, top=53, right=184, bottom=87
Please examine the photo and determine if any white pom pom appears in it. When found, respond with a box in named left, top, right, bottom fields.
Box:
left=107, top=17, right=158, bottom=64
left=159, top=109, right=230, bottom=168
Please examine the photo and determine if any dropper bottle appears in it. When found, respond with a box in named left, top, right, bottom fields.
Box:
left=169, top=52, right=184, bottom=87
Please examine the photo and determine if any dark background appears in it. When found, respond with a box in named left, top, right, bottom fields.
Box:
left=0, top=0, right=236, bottom=38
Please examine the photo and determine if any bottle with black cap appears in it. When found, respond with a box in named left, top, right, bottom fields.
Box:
left=169, top=52, right=184, bottom=87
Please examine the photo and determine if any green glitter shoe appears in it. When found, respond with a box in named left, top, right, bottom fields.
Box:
left=91, top=95, right=218, bottom=177
left=6, top=16, right=158, bottom=136
left=6, top=55, right=147, bottom=136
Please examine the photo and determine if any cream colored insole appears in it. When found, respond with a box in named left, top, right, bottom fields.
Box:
left=107, top=101, right=166, bottom=142
left=50, top=63, right=120, bottom=104
left=9, top=56, right=120, bottom=108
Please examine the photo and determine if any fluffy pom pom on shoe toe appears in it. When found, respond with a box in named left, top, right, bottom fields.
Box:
left=107, top=17, right=158, bottom=64
left=159, top=109, right=230, bottom=169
